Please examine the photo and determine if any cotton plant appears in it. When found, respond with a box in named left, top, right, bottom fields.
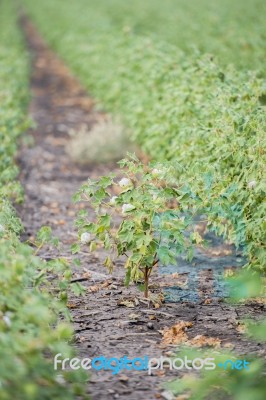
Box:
left=0, top=224, right=5, bottom=237
left=73, top=154, right=198, bottom=298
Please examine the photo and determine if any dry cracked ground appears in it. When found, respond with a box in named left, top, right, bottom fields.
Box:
left=16, top=17, right=266, bottom=400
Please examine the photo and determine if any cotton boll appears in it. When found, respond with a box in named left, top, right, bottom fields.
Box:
left=80, top=232, right=91, bottom=244
left=55, top=374, right=66, bottom=385
left=119, top=178, right=132, bottom=187
left=247, top=180, right=256, bottom=189
left=122, top=203, right=135, bottom=214
left=3, top=315, right=11, bottom=328
left=151, top=168, right=162, bottom=177
left=110, top=196, right=118, bottom=205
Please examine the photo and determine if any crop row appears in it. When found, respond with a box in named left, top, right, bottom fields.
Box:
left=25, top=0, right=266, bottom=272
left=0, top=2, right=86, bottom=399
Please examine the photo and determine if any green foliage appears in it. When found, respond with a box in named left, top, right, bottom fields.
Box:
left=167, top=348, right=265, bottom=400
left=24, top=0, right=266, bottom=272
left=24, top=0, right=266, bottom=75
left=226, top=269, right=264, bottom=302
left=0, top=1, right=87, bottom=398
left=169, top=271, right=266, bottom=398
left=73, top=155, right=199, bottom=296
left=166, top=271, right=266, bottom=400
left=0, top=240, right=87, bottom=400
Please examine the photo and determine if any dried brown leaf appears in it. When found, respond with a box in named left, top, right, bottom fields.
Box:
left=189, top=334, right=221, bottom=348
left=161, top=321, right=192, bottom=345
left=118, top=300, right=135, bottom=308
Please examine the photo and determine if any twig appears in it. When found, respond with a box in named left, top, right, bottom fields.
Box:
left=140, top=309, right=174, bottom=318
left=70, top=277, right=90, bottom=283
left=123, top=332, right=158, bottom=337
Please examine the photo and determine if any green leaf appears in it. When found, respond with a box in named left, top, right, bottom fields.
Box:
left=99, top=214, right=111, bottom=228
left=36, top=226, right=52, bottom=242
left=124, top=266, right=131, bottom=287
left=99, top=175, right=114, bottom=188
left=157, top=246, right=171, bottom=265
left=71, top=243, right=80, bottom=254
left=104, top=256, right=114, bottom=272
left=71, top=282, right=86, bottom=296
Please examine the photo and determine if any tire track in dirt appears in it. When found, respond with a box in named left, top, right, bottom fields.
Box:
left=16, top=17, right=266, bottom=400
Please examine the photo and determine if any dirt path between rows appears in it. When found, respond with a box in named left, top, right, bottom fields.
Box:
left=16, top=17, right=265, bottom=400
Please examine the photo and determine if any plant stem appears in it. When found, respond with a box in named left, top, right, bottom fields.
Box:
left=144, top=258, right=158, bottom=298
left=144, top=267, right=149, bottom=298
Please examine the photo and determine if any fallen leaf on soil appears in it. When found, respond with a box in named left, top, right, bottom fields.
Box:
left=176, top=279, right=188, bottom=288
left=236, top=323, right=247, bottom=334
left=159, top=276, right=187, bottom=288
left=129, top=313, right=140, bottom=319
left=189, top=334, right=221, bottom=348
left=101, top=281, right=111, bottom=288
left=118, top=299, right=135, bottom=308
left=82, top=271, right=91, bottom=279
left=134, top=298, right=140, bottom=306
left=67, top=302, right=78, bottom=309
left=161, top=321, right=193, bottom=345
left=89, top=285, right=101, bottom=293
left=78, top=336, right=87, bottom=343
left=223, top=342, right=234, bottom=349
left=67, top=210, right=76, bottom=217
left=118, top=374, right=129, bottom=382
left=198, top=244, right=233, bottom=257
left=164, top=351, right=174, bottom=357
left=88, top=280, right=112, bottom=293
left=245, top=297, right=266, bottom=305
left=150, top=292, right=165, bottom=307
left=161, top=322, right=221, bottom=348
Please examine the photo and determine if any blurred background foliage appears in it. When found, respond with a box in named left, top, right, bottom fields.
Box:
left=0, top=1, right=88, bottom=398
left=24, top=0, right=266, bottom=272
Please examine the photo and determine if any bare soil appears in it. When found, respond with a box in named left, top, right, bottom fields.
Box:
left=16, top=17, right=266, bottom=400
